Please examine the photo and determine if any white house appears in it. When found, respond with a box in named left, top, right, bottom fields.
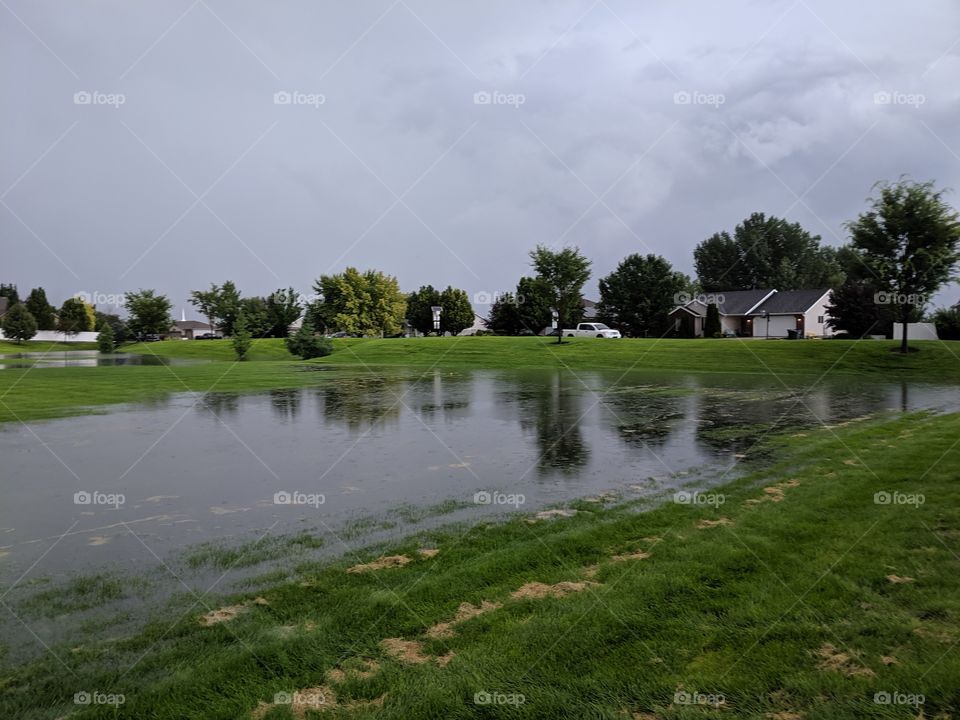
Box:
left=669, top=289, right=834, bottom=338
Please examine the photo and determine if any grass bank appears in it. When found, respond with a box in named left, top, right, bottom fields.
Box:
left=0, top=340, right=98, bottom=353
left=2, top=411, right=958, bottom=718
left=2, top=337, right=959, bottom=426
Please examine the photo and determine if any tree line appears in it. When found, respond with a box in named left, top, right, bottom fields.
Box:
left=3, top=179, right=958, bottom=354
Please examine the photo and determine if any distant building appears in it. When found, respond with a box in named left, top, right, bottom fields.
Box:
left=168, top=320, right=218, bottom=340
left=669, top=289, right=834, bottom=338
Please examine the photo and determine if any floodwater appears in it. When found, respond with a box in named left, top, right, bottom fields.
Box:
left=2, top=368, right=958, bottom=585
left=0, top=350, right=200, bottom=369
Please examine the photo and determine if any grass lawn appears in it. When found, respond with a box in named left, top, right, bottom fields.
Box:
left=2, top=411, right=958, bottom=718
left=2, top=337, right=959, bottom=425
left=0, top=340, right=98, bottom=353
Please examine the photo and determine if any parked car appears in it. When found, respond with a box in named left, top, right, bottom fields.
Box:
left=195, top=333, right=220, bottom=340
left=562, top=323, right=622, bottom=339
left=140, top=334, right=161, bottom=342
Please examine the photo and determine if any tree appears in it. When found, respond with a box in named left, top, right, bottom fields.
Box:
left=308, top=268, right=406, bottom=337
left=57, top=297, right=95, bottom=334
left=846, top=179, right=960, bottom=352
left=286, top=321, right=333, bottom=359
left=189, top=288, right=219, bottom=335
left=694, top=213, right=843, bottom=291
left=124, top=289, right=173, bottom=338
left=484, top=292, right=522, bottom=334
left=95, top=311, right=130, bottom=345
left=0, top=284, right=20, bottom=308
left=515, top=276, right=554, bottom=334
left=97, top=323, right=116, bottom=353
left=265, top=288, right=303, bottom=338
left=704, top=303, right=722, bottom=338
left=25, top=288, right=56, bottom=330
left=596, top=254, right=689, bottom=337
left=1, top=303, right=37, bottom=343
left=932, top=306, right=960, bottom=340
left=439, top=286, right=474, bottom=335
left=239, top=296, right=271, bottom=337
left=231, top=313, right=252, bottom=360
left=406, top=285, right=440, bottom=335
left=529, top=245, right=592, bottom=343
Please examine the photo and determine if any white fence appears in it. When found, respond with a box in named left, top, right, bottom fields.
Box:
left=0, top=330, right=99, bottom=343
left=891, top=323, right=939, bottom=341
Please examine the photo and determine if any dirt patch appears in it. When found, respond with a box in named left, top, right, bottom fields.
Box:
left=381, top=638, right=430, bottom=664
left=426, top=600, right=502, bottom=639
left=200, top=603, right=249, bottom=626
left=417, top=548, right=440, bottom=558
left=251, top=685, right=382, bottom=718
left=766, top=714, right=803, bottom=720
left=814, top=643, right=875, bottom=677
left=886, top=574, right=915, bottom=584
left=914, top=626, right=955, bottom=643
left=326, top=659, right=380, bottom=684
left=745, top=479, right=800, bottom=506
left=611, top=550, right=651, bottom=562
left=583, top=565, right=599, bottom=579
left=511, top=581, right=598, bottom=600
left=347, top=555, right=412, bottom=573
left=881, top=655, right=898, bottom=665
left=696, top=518, right=733, bottom=529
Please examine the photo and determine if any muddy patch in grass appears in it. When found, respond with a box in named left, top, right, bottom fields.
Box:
left=346, top=555, right=412, bottom=573
left=511, top=581, right=599, bottom=600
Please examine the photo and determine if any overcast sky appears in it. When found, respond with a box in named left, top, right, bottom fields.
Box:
left=3, top=0, right=959, bottom=315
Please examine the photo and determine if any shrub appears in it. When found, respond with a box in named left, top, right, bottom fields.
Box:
left=286, top=322, right=333, bottom=359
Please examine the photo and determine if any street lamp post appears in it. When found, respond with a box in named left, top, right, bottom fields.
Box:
left=431, top=305, right=442, bottom=334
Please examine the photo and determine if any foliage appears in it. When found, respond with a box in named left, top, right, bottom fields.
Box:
left=932, top=306, right=960, bottom=340
left=439, top=286, right=474, bottom=335
left=704, top=303, right=721, bottom=338
left=285, top=321, right=333, bottom=359
left=231, top=314, right=253, bottom=360
left=124, top=289, right=173, bottom=338
left=97, top=323, right=116, bottom=353
left=529, top=245, right=591, bottom=342
left=57, top=297, right=95, bottom=334
left=694, top=213, right=843, bottom=291
left=1, top=303, right=37, bottom=343
left=515, top=276, right=554, bottom=334
left=264, top=288, right=302, bottom=338
left=239, top=296, right=270, bottom=337
left=484, top=292, right=522, bottom=334
left=0, top=283, right=19, bottom=307
left=94, top=311, right=130, bottom=345
left=406, top=285, right=440, bottom=335
left=24, top=288, right=56, bottom=330
left=308, top=267, right=406, bottom=337
left=846, top=179, right=960, bottom=351
left=596, top=254, right=689, bottom=337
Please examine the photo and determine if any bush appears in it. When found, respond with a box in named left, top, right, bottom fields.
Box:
left=704, top=303, right=722, bottom=338
left=932, top=306, right=960, bottom=340
left=286, top=322, right=333, bottom=359
left=1, top=303, right=38, bottom=343
left=97, top=323, right=115, bottom=353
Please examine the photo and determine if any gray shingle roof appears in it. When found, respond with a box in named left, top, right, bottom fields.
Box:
left=753, top=289, right=830, bottom=315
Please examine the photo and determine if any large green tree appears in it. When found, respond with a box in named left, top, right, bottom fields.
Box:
left=529, top=245, right=591, bottom=343
left=484, top=291, right=523, bottom=335
left=0, top=284, right=20, bottom=308
left=265, top=288, right=303, bottom=338
left=406, top=285, right=440, bottom=335
left=25, top=288, right=56, bottom=330
left=846, top=180, right=960, bottom=352
left=308, top=268, right=406, bottom=337
left=596, top=254, right=689, bottom=337
left=1, top=303, right=37, bottom=343
left=515, top=276, right=554, bottom=334
left=694, top=213, right=842, bottom=291
left=57, top=298, right=95, bottom=334
left=239, top=296, right=270, bottom=337
left=95, top=311, right=130, bottom=345
left=124, top=289, right=173, bottom=338
left=438, top=286, right=474, bottom=335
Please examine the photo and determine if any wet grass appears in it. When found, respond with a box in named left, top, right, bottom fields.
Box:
left=2, top=337, right=959, bottom=425
left=2, top=411, right=959, bottom=718
left=183, top=533, right=326, bottom=571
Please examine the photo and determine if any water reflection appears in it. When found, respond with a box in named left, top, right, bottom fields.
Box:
left=0, top=351, right=202, bottom=369
left=512, top=373, right=590, bottom=474
left=270, top=389, right=301, bottom=422
left=314, top=376, right=404, bottom=431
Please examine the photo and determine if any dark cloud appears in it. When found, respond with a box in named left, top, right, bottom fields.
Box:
left=3, top=0, right=959, bottom=313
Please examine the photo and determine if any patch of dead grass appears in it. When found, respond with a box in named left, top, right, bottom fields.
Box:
left=696, top=517, right=733, bottom=529
left=511, top=581, right=598, bottom=600
left=814, top=643, right=875, bottom=677
left=346, top=555, right=412, bottom=573
left=426, top=600, right=502, bottom=639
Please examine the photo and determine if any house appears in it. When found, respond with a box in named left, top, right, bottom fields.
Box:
left=669, top=289, right=834, bottom=338
left=168, top=320, right=218, bottom=340
left=581, top=298, right=598, bottom=320
left=457, top=313, right=487, bottom=336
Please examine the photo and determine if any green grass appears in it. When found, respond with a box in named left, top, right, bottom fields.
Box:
left=3, top=412, right=959, bottom=718
left=0, top=339, right=98, bottom=353
left=3, top=337, right=960, bottom=426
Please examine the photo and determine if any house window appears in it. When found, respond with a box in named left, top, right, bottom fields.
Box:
left=817, top=316, right=824, bottom=324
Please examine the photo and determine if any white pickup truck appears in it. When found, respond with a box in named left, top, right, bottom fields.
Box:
left=563, top=322, right=622, bottom=338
